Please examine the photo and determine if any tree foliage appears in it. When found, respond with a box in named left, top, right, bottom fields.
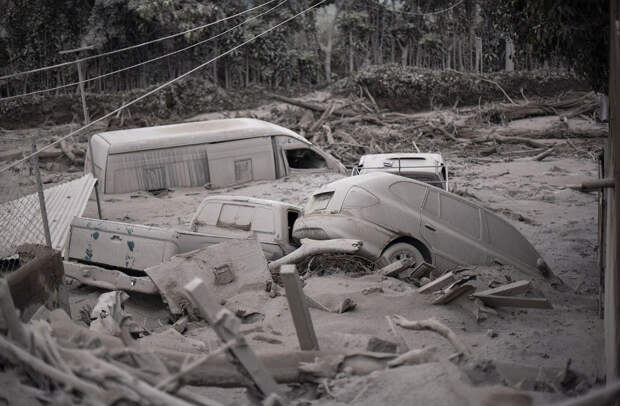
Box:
left=0, top=0, right=610, bottom=97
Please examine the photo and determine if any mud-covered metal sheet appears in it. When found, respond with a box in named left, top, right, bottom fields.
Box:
left=0, top=174, right=97, bottom=258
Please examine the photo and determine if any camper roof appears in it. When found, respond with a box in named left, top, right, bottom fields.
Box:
left=95, top=118, right=309, bottom=154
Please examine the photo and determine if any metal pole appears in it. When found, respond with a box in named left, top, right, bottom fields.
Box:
left=31, top=143, right=52, bottom=248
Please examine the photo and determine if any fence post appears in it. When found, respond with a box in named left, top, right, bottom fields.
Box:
left=31, top=143, right=52, bottom=248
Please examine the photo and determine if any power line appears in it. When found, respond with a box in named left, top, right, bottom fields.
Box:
left=0, top=0, right=280, bottom=81
left=372, top=0, right=464, bottom=17
left=0, top=0, right=288, bottom=101
left=0, top=0, right=328, bottom=174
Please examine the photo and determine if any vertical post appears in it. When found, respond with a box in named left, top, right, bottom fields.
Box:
left=605, top=0, right=620, bottom=384
left=94, top=180, right=103, bottom=220
left=280, top=265, right=319, bottom=351
left=76, top=60, right=90, bottom=124
left=31, top=143, right=52, bottom=249
left=59, top=46, right=94, bottom=125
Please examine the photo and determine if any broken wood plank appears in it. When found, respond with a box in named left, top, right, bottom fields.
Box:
left=475, top=294, right=553, bottom=309
left=473, top=280, right=531, bottom=298
left=281, top=265, right=320, bottom=351
left=63, top=261, right=158, bottom=294
left=432, top=284, right=475, bottom=305
left=417, top=272, right=456, bottom=294
left=268, top=238, right=362, bottom=273
left=377, top=257, right=415, bottom=278
left=184, top=278, right=282, bottom=398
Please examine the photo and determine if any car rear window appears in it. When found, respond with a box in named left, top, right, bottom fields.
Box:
left=307, top=191, right=334, bottom=213
left=342, top=187, right=379, bottom=209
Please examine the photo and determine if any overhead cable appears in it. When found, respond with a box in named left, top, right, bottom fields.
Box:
left=0, top=0, right=280, bottom=80
left=0, top=0, right=288, bottom=101
left=0, top=0, right=328, bottom=173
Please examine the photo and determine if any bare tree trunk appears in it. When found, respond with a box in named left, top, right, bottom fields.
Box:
left=505, top=37, right=515, bottom=71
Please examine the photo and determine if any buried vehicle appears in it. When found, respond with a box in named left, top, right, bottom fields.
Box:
left=65, top=195, right=302, bottom=273
left=292, top=172, right=550, bottom=276
left=352, top=153, right=448, bottom=190
left=85, top=118, right=346, bottom=194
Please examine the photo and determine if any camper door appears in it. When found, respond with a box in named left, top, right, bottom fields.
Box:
left=206, top=137, right=276, bottom=188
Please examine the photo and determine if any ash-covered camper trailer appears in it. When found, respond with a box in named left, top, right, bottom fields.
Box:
left=85, top=118, right=346, bottom=194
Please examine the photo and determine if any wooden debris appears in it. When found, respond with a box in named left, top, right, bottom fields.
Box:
left=533, top=146, right=555, bottom=161
left=474, top=294, right=553, bottom=309
left=376, top=257, right=415, bottom=277
left=309, top=100, right=336, bottom=132
left=417, top=271, right=456, bottom=294
left=432, top=284, right=475, bottom=305
left=473, top=280, right=531, bottom=297
left=268, top=238, right=363, bottom=274
left=392, top=315, right=471, bottom=356
left=64, top=261, right=158, bottom=294
left=387, top=346, right=437, bottom=368
left=431, top=275, right=476, bottom=305
left=184, top=278, right=282, bottom=398
left=281, top=265, right=320, bottom=351
left=569, top=177, right=615, bottom=193
left=408, top=262, right=436, bottom=280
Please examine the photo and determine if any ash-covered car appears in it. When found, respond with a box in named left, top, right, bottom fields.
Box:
left=292, top=172, right=550, bottom=276
left=352, top=153, right=448, bottom=190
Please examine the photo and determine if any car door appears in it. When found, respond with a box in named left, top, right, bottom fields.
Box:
left=420, top=190, right=489, bottom=267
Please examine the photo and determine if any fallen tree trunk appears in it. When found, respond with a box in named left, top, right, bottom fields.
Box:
left=268, top=93, right=359, bottom=118
left=268, top=239, right=363, bottom=274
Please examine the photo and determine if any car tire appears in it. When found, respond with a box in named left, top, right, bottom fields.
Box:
left=378, top=242, right=425, bottom=268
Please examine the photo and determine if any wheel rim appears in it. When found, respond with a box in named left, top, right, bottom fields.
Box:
left=388, top=248, right=422, bottom=264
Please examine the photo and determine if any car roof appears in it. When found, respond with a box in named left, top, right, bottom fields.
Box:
left=94, top=118, right=309, bottom=154
left=359, top=153, right=444, bottom=167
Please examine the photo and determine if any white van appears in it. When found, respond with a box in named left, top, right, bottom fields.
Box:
left=85, top=118, right=346, bottom=194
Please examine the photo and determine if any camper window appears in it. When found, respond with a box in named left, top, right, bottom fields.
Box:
left=285, top=148, right=327, bottom=169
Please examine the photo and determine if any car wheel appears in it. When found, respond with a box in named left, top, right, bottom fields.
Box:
left=378, top=242, right=425, bottom=268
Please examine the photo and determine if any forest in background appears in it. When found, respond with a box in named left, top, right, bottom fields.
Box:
left=0, top=0, right=610, bottom=99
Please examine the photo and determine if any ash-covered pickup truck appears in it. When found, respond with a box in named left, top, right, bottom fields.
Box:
left=65, top=195, right=302, bottom=272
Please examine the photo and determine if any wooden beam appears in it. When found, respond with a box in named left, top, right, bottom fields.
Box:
left=475, top=294, right=552, bottom=309
left=570, top=178, right=615, bottom=192
left=280, top=265, right=320, bottom=351
left=417, top=272, right=456, bottom=294
left=473, top=280, right=531, bottom=298
left=432, top=284, right=475, bottom=305
left=377, top=257, right=415, bottom=278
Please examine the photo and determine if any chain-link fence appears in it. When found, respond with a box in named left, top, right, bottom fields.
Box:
left=0, top=140, right=52, bottom=274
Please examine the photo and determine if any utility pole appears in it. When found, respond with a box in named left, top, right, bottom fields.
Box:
left=59, top=45, right=94, bottom=124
